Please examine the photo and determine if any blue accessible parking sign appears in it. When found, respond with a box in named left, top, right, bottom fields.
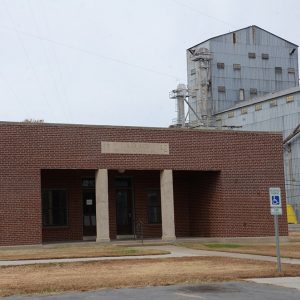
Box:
left=272, top=195, right=280, bottom=206
left=269, top=187, right=282, bottom=208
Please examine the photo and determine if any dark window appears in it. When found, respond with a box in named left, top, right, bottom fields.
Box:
left=275, top=67, right=282, bottom=74
left=190, top=68, right=196, bottom=75
left=233, top=32, right=236, bottom=44
left=250, top=88, right=257, bottom=95
left=115, top=178, right=132, bottom=188
left=270, top=99, right=277, bottom=107
left=233, top=64, right=241, bottom=70
left=218, top=86, right=226, bottom=92
left=248, top=52, right=256, bottom=59
left=147, top=190, right=161, bottom=224
left=261, top=53, right=269, bottom=60
left=82, top=178, right=95, bottom=188
left=42, top=190, right=68, bottom=227
left=217, top=62, right=224, bottom=69
left=288, top=68, right=295, bottom=74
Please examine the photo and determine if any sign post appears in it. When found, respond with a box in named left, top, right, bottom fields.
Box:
left=269, top=187, right=282, bottom=273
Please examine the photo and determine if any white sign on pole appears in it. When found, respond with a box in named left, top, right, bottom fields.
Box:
left=269, top=187, right=282, bottom=272
left=269, top=187, right=282, bottom=208
left=271, top=207, right=283, bottom=216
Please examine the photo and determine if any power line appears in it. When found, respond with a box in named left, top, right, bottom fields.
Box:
left=170, top=0, right=235, bottom=29
left=40, top=0, right=73, bottom=123
left=27, top=0, right=70, bottom=122
left=3, top=0, right=55, bottom=121
left=0, top=24, right=183, bottom=82
left=0, top=71, right=31, bottom=117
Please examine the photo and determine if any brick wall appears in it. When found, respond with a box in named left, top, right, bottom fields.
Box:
left=41, top=169, right=162, bottom=242
left=0, top=122, right=288, bottom=246
left=173, top=171, right=223, bottom=237
left=108, top=170, right=162, bottom=239
left=41, top=169, right=94, bottom=242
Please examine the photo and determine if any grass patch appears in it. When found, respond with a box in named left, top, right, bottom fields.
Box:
left=0, top=243, right=169, bottom=261
left=1, top=256, right=300, bottom=297
left=177, top=238, right=300, bottom=259
left=204, top=243, right=242, bottom=249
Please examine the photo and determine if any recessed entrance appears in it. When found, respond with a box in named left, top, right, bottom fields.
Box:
left=82, top=189, right=96, bottom=236
left=115, top=178, right=134, bottom=236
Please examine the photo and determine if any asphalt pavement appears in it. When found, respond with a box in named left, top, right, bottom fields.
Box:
left=6, top=281, right=300, bottom=300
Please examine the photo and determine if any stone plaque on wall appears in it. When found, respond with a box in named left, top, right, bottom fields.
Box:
left=101, top=141, right=169, bottom=155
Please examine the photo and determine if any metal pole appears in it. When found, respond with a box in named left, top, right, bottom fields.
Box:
left=183, top=98, right=202, bottom=122
left=274, top=215, right=282, bottom=272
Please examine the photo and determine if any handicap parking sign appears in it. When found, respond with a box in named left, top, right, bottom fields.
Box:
left=269, top=187, right=281, bottom=208
left=272, top=195, right=280, bottom=206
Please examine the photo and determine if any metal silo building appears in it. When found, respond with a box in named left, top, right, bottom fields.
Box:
left=187, top=25, right=299, bottom=126
left=215, top=87, right=300, bottom=223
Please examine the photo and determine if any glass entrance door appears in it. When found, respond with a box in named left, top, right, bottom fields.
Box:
left=83, top=190, right=96, bottom=236
left=116, top=181, right=133, bottom=235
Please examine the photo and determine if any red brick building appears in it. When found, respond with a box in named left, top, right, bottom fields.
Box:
left=0, top=122, right=287, bottom=246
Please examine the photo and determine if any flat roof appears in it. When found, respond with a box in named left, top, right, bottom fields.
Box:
left=214, top=86, right=300, bottom=114
left=0, top=120, right=282, bottom=136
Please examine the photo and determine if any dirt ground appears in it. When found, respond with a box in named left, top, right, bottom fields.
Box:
left=1, top=256, right=300, bottom=297
left=0, top=244, right=168, bottom=261
left=288, top=231, right=300, bottom=242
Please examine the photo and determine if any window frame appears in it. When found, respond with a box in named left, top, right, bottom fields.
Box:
left=241, top=107, right=248, bottom=115
left=233, top=64, right=241, bottom=71
left=42, top=189, right=69, bottom=228
left=239, top=89, right=245, bottom=101
left=261, top=53, right=269, bottom=60
left=232, top=32, right=236, bottom=44
left=217, top=62, right=225, bottom=69
left=82, top=178, right=95, bottom=188
left=227, top=111, right=234, bottom=118
left=250, top=88, right=258, bottom=96
left=270, top=99, right=278, bottom=107
left=255, top=103, right=262, bottom=111
left=218, top=86, right=226, bottom=93
left=147, top=189, right=161, bottom=225
left=286, top=95, right=294, bottom=103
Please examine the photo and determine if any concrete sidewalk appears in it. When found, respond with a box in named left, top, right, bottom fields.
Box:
left=142, top=245, right=300, bottom=265
left=247, top=277, right=300, bottom=290
left=1, top=245, right=300, bottom=266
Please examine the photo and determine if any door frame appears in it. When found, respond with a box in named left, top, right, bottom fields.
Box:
left=115, top=176, right=135, bottom=236
left=81, top=178, right=96, bottom=238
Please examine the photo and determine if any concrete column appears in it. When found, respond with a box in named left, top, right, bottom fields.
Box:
left=160, top=169, right=176, bottom=241
left=96, top=169, right=110, bottom=242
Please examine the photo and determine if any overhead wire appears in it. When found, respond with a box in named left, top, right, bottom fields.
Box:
left=0, top=24, right=182, bottom=82
left=27, top=0, right=70, bottom=122
left=3, top=0, right=55, bottom=121
left=0, top=71, right=31, bottom=117
left=170, top=0, right=236, bottom=29
left=40, top=0, right=73, bottom=123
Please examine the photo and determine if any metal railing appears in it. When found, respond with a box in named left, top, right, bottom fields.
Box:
left=134, top=218, right=144, bottom=244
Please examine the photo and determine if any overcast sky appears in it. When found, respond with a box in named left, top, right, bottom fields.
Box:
left=0, top=0, right=299, bottom=127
